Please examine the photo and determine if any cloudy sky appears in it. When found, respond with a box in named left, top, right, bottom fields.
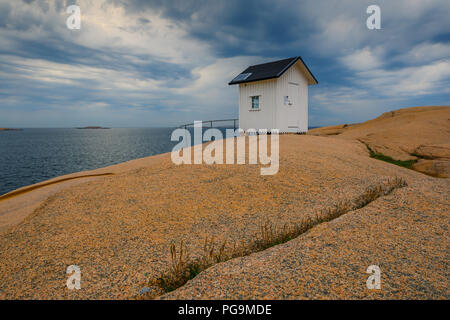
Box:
left=0, top=0, right=449, bottom=127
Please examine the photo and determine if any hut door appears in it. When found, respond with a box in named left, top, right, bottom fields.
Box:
left=287, top=82, right=299, bottom=132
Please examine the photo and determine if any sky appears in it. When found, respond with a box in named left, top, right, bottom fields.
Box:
left=0, top=0, right=449, bottom=128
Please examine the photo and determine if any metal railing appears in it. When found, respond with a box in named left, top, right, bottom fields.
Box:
left=178, top=119, right=239, bottom=130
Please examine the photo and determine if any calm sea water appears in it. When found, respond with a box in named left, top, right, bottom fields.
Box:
left=0, top=128, right=180, bottom=196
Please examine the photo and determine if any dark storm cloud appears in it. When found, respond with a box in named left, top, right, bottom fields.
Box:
left=111, top=0, right=450, bottom=60
left=110, top=0, right=316, bottom=57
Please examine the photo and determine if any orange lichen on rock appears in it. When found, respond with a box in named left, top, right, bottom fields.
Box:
left=309, top=106, right=450, bottom=177
left=0, top=106, right=448, bottom=300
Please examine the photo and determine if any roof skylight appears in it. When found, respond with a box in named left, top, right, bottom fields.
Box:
left=233, top=73, right=252, bottom=82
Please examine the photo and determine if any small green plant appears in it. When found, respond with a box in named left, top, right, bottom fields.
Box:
left=370, top=152, right=417, bottom=168
left=158, top=274, right=176, bottom=293
left=202, top=236, right=228, bottom=263
left=361, top=141, right=417, bottom=169
left=410, top=152, right=433, bottom=160
left=156, top=241, right=190, bottom=292
left=188, top=263, right=202, bottom=280
left=170, top=241, right=187, bottom=275
left=254, top=222, right=303, bottom=251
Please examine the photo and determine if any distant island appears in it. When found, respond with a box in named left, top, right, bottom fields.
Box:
left=0, top=128, right=22, bottom=131
left=76, top=126, right=110, bottom=129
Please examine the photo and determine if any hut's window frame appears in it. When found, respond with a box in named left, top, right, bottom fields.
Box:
left=251, top=95, right=260, bottom=110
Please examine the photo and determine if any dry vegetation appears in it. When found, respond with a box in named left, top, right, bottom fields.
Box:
left=151, top=177, right=407, bottom=295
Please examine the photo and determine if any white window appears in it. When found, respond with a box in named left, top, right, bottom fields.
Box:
left=251, top=96, right=260, bottom=109
left=284, top=96, right=292, bottom=105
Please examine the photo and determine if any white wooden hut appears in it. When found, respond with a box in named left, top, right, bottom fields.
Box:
left=229, top=56, right=318, bottom=133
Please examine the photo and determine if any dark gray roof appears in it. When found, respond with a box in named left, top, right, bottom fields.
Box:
left=228, top=56, right=318, bottom=85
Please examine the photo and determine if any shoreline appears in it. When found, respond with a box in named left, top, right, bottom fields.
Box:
left=0, top=150, right=172, bottom=232
left=2, top=106, right=448, bottom=232
left=0, top=133, right=235, bottom=232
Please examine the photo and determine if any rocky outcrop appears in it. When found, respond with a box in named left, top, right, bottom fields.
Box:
left=410, top=143, right=450, bottom=177
left=308, top=106, right=450, bottom=177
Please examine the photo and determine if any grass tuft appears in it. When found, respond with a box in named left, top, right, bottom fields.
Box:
left=361, top=140, right=417, bottom=169
left=370, top=152, right=417, bottom=169
left=152, top=177, right=407, bottom=295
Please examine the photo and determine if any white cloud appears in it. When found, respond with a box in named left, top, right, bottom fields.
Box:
left=0, top=54, right=163, bottom=91
left=312, top=14, right=365, bottom=54
left=395, top=42, right=450, bottom=64
left=360, top=60, right=450, bottom=96
left=309, top=85, right=395, bottom=126
left=340, top=47, right=384, bottom=71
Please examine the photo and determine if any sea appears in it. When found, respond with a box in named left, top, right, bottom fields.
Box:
left=0, top=128, right=183, bottom=196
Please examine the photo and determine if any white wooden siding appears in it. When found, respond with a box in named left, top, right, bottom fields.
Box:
left=238, top=61, right=309, bottom=133
left=238, top=78, right=277, bottom=130
left=276, top=62, right=309, bottom=132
